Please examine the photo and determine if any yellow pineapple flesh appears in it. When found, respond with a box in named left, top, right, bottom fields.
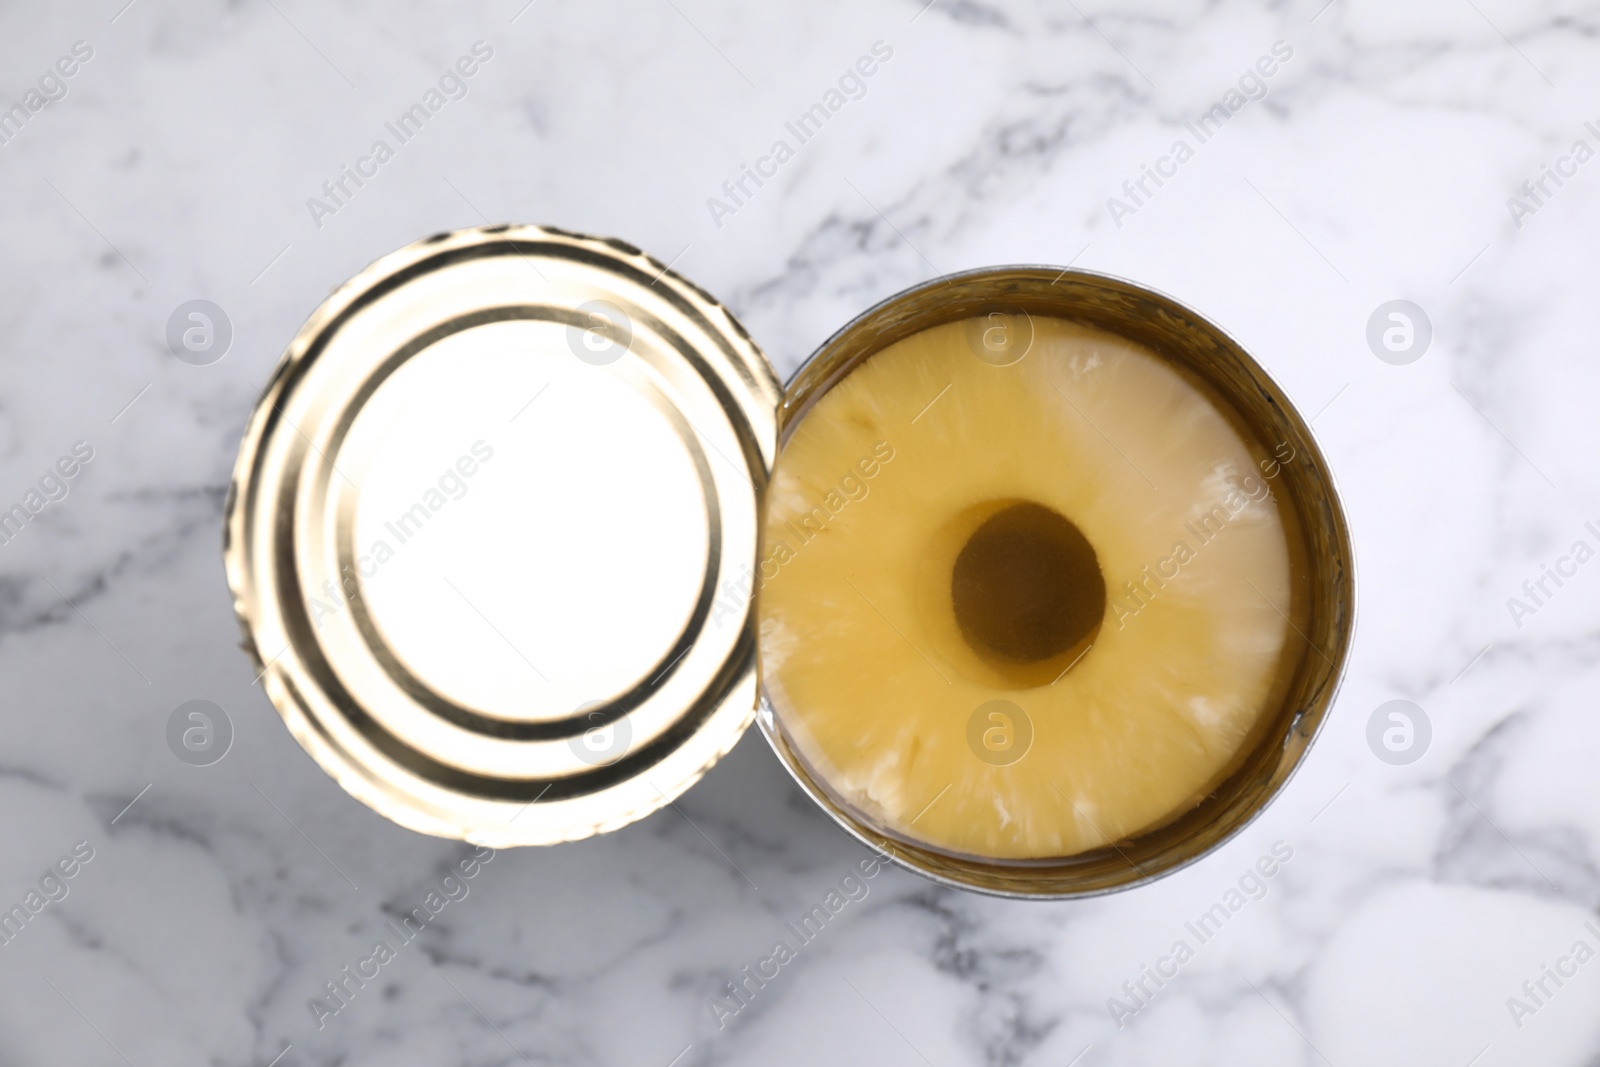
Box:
left=758, top=316, right=1295, bottom=861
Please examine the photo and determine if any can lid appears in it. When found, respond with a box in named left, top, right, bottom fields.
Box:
left=226, top=225, right=780, bottom=846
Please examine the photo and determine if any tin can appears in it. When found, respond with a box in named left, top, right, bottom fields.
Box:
left=225, top=226, right=1353, bottom=897
left=760, top=267, right=1354, bottom=898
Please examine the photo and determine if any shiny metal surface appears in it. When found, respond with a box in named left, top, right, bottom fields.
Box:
left=225, top=225, right=780, bottom=846
left=760, top=266, right=1357, bottom=899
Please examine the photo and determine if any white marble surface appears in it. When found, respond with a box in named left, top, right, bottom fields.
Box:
left=1, top=0, right=1599, bottom=1063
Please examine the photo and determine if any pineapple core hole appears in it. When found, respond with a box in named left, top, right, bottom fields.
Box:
left=951, top=501, right=1106, bottom=665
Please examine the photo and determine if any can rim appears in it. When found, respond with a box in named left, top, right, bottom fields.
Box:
left=756, top=263, right=1357, bottom=899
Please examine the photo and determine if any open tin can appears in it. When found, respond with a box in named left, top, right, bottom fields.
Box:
left=225, top=225, right=1354, bottom=899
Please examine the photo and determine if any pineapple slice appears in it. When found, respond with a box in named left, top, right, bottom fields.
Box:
left=758, top=316, right=1294, bottom=861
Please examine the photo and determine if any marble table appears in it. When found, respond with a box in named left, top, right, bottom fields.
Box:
left=0, top=0, right=1596, bottom=1064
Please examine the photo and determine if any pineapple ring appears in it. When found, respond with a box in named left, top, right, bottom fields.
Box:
left=758, top=317, right=1294, bottom=861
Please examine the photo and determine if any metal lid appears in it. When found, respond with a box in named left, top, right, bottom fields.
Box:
left=225, top=225, right=780, bottom=846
